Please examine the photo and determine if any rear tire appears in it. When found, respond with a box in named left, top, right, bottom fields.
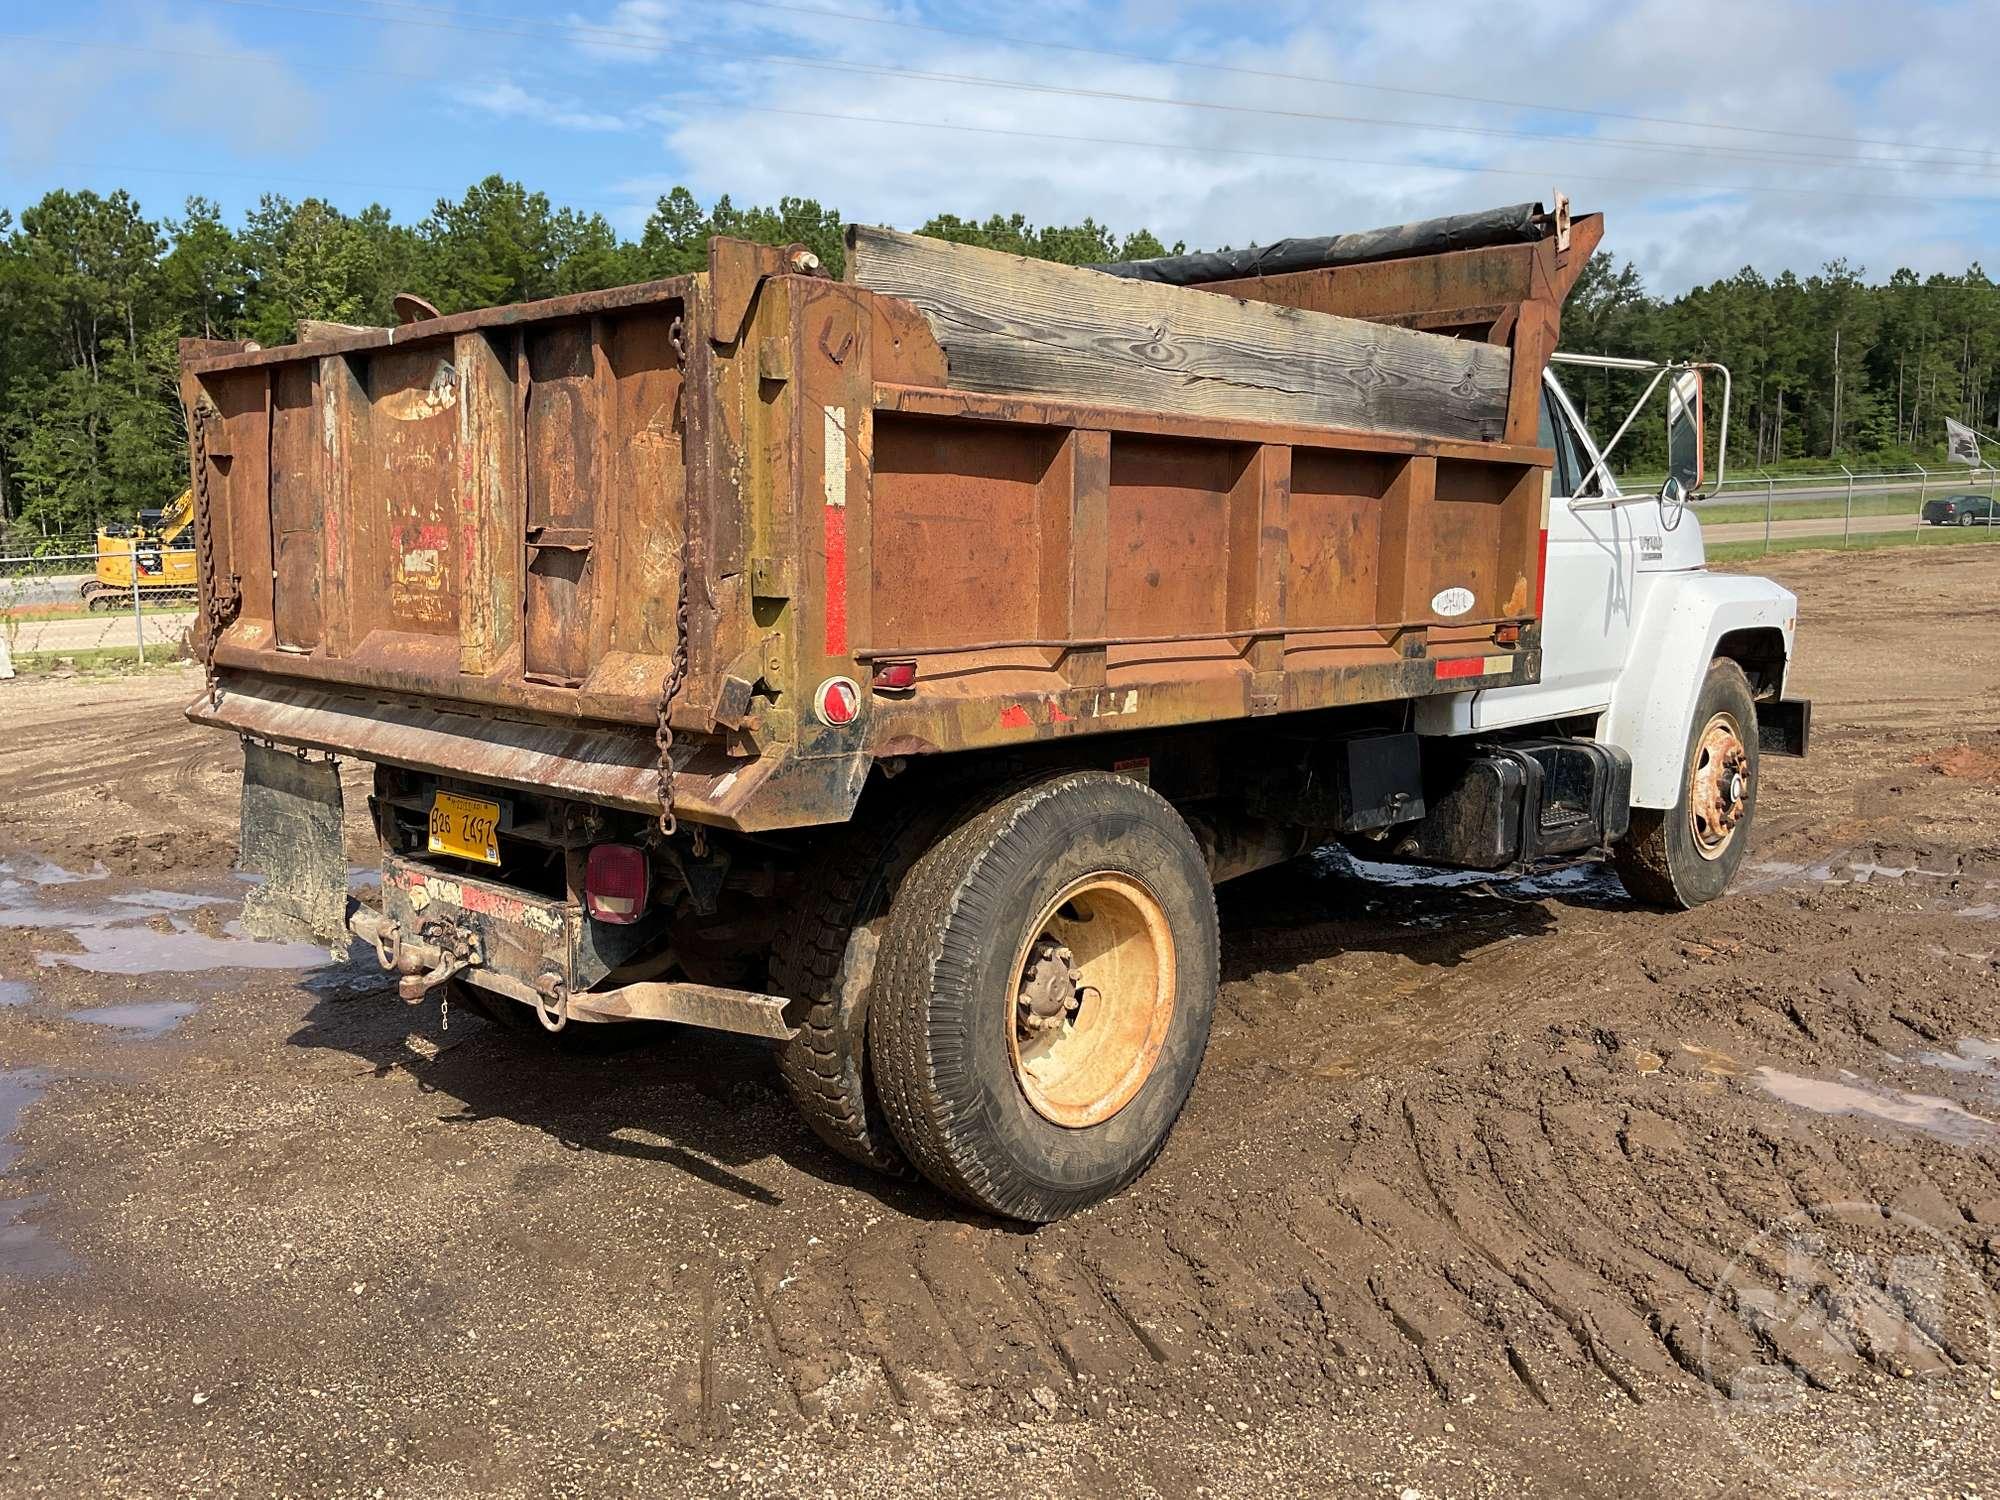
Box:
left=769, top=804, right=962, bottom=1178
left=1961, top=513, right=1977, bottom=527
left=1615, top=658, right=1760, bottom=910
left=869, top=771, right=1218, bottom=1222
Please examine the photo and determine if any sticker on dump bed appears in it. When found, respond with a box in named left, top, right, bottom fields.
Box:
left=1430, top=586, right=1475, bottom=618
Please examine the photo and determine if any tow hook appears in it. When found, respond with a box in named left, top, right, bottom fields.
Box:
left=348, top=907, right=480, bottom=1004
left=399, top=923, right=480, bottom=1005
left=532, top=969, right=571, bottom=1033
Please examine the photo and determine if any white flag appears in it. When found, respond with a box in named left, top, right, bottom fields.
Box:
left=1946, top=417, right=1982, bottom=466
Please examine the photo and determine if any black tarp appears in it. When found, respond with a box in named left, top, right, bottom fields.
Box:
left=1090, top=202, right=1550, bottom=286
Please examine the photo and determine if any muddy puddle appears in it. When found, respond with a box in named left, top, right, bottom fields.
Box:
left=43, top=918, right=325, bottom=976
left=0, top=856, right=326, bottom=975
left=1915, top=1038, right=2000, bottom=1085
left=0, top=856, right=106, bottom=888
left=0, top=979, right=30, bottom=1008
left=0, top=1066, right=73, bottom=1279
left=1745, top=847, right=2000, bottom=919
left=65, top=1001, right=197, bottom=1039
left=1329, top=847, right=1627, bottom=901
left=1755, top=1064, right=2000, bottom=1147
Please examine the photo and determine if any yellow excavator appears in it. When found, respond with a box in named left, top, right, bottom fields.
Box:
left=81, top=488, right=200, bottom=611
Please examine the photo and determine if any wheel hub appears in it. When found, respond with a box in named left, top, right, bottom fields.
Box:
left=1688, top=712, right=1751, bottom=860
left=1016, top=937, right=1085, bottom=1037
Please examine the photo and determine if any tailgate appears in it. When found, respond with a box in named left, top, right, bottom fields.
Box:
left=180, top=281, right=696, bottom=729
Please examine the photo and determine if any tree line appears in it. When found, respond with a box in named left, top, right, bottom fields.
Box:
left=1, top=172, right=1994, bottom=542
left=1562, top=249, right=2000, bottom=476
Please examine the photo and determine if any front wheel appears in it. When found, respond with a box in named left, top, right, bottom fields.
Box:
left=1614, top=658, right=1760, bottom=909
left=868, top=771, right=1219, bottom=1222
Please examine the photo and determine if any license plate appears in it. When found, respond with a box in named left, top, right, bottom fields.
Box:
left=428, top=790, right=501, bottom=865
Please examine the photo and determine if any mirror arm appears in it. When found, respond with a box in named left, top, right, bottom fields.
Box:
left=1571, top=365, right=1670, bottom=501
left=1546, top=354, right=1735, bottom=503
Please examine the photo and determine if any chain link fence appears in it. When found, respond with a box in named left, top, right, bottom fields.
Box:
left=1617, top=464, right=2000, bottom=555
left=0, top=547, right=198, bottom=679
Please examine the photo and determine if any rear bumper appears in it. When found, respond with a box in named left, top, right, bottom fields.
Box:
left=187, top=671, right=869, bottom=831
left=1756, top=697, right=1811, bottom=758
left=355, top=855, right=796, bottom=1039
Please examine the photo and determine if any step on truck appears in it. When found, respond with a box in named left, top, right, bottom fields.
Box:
left=180, top=198, right=1809, bottom=1221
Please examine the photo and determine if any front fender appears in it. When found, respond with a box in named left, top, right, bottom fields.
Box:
left=1601, top=570, right=1797, bottom=807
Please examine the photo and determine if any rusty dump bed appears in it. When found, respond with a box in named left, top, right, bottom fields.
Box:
left=183, top=204, right=1602, bottom=832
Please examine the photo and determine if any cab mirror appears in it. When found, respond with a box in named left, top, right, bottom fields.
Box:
left=1665, top=369, right=1704, bottom=496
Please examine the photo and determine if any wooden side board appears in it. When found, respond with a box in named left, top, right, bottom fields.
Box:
left=845, top=225, right=1514, bottom=444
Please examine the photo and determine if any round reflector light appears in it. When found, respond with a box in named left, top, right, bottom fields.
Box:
left=814, top=676, right=861, bottom=726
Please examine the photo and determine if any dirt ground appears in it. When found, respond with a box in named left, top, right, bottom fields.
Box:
left=3, top=544, right=1999, bottom=1498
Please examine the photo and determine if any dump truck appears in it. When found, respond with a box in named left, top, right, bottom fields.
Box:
left=82, top=488, right=199, bottom=610
left=178, top=198, right=1808, bottom=1221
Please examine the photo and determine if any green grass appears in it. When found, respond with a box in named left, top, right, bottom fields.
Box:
left=2, top=601, right=108, bottom=623
left=5, top=645, right=194, bottom=676
left=1694, top=490, right=1949, bottom=526
left=1706, top=524, right=2000, bottom=565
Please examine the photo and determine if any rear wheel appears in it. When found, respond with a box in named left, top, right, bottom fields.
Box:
left=1961, top=512, right=1977, bottom=527
left=869, top=771, right=1218, bottom=1222
left=769, top=803, right=963, bottom=1178
left=1615, top=658, right=1760, bottom=909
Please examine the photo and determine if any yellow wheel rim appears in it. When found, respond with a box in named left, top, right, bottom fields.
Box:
left=1688, top=711, right=1751, bottom=860
left=1007, top=873, right=1176, bottom=1129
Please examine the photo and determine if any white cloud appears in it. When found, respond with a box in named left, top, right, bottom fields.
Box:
left=450, top=80, right=634, bottom=133
left=0, top=10, right=326, bottom=168
left=567, top=0, right=2000, bottom=292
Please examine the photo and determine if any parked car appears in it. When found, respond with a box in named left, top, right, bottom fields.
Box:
left=1923, top=492, right=1996, bottom=525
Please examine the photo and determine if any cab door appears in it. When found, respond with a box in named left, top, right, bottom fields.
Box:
left=1470, top=372, right=1645, bottom=728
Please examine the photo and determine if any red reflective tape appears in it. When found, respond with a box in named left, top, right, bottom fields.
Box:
left=823, top=504, right=848, bottom=656
left=998, top=704, right=1033, bottom=730
left=1534, top=527, right=1549, bottom=616
left=1434, top=656, right=1486, bottom=680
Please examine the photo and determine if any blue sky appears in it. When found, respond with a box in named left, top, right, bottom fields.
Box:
left=3, top=0, right=1998, bottom=293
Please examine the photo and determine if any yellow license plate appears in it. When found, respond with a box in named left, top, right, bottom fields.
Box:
left=428, top=791, right=501, bottom=865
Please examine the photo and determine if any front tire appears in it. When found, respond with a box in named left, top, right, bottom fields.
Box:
left=869, top=771, right=1218, bottom=1222
left=1615, top=658, right=1760, bottom=910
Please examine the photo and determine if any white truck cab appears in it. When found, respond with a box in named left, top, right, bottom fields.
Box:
left=1417, top=362, right=1808, bottom=907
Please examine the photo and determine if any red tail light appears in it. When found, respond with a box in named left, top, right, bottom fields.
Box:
left=872, top=659, right=918, bottom=692
left=585, top=843, right=649, bottom=924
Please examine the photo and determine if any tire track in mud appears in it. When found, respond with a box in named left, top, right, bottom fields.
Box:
left=742, top=850, right=2000, bottom=1429
left=9, top=580, right=2000, bottom=1461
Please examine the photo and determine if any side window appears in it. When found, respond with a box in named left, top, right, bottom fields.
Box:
left=1538, top=385, right=1578, bottom=497
left=1538, top=383, right=1597, bottom=498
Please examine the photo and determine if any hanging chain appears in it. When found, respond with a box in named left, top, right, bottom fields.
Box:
left=655, top=316, right=692, bottom=839
left=655, top=535, right=691, bottom=837
left=188, top=396, right=239, bottom=706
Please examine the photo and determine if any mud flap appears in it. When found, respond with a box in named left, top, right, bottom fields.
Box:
left=239, top=738, right=350, bottom=958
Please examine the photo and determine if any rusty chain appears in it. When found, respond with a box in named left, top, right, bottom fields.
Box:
left=655, top=316, right=692, bottom=840
left=188, top=396, right=240, bottom=705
